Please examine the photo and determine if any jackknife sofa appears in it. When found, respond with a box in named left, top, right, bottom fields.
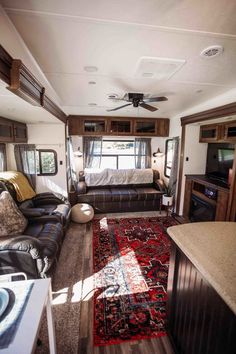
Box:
left=77, top=168, right=165, bottom=213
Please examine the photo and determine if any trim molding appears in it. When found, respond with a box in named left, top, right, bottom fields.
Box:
left=176, top=124, right=185, bottom=215
left=8, top=59, right=44, bottom=106
left=43, top=94, right=67, bottom=123
left=0, top=45, right=13, bottom=85
left=181, top=102, right=236, bottom=125
left=0, top=45, right=67, bottom=123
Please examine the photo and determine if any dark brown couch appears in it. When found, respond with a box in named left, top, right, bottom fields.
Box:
left=77, top=169, right=164, bottom=213
left=0, top=181, right=70, bottom=279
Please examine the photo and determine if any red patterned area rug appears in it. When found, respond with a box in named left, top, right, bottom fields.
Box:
left=93, top=216, right=177, bottom=346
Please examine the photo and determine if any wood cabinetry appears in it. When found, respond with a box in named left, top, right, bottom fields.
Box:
left=13, top=122, right=28, bottom=142
left=0, top=117, right=14, bottom=142
left=167, top=238, right=236, bottom=354
left=68, top=115, right=169, bottom=137
left=183, top=175, right=229, bottom=221
left=199, top=120, right=236, bottom=143
left=223, top=121, right=236, bottom=142
left=0, top=117, right=27, bottom=143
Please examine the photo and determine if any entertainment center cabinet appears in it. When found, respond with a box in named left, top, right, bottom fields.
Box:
left=183, top=175, right=230, bottom=221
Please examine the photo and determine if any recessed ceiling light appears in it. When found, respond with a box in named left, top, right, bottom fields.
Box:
left=88, top=103, right=97, bottom=106
left=84, top=66, right=98, bottom=72
left=142, top=72, right=154, bottom=78
left=200, top=45, right=224, bottom=59
left=88, top=81, right=96, bottom=85
left=107, top=93, right=118, bottom=99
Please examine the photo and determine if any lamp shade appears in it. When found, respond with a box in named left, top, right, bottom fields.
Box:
left=153, top=148, right=163, bottom=157
left=74, top=147, right=83, bottom=157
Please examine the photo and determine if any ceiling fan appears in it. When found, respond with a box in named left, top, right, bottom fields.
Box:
left=107, top=92, right=168, bottom=112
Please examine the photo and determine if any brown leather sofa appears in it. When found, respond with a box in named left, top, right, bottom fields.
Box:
left=0, top=181, right=70, bottom=279
left=77, top=169, right=164, bottom=213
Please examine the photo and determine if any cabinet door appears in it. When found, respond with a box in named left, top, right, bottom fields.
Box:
left=223, top=121, right=236, bottom=142
left=13, top=122, right=27, bottom=142
left=0, top=118, right=13, bottom=142
left=156, top=119, right=169, bottom=136
left=83, top=119, right=107, bottom=134
left=199, top=124, right=222, bottom=142
left=134, top=119, right=156, bottom=135
left=108, top=119, right=132, bottom=135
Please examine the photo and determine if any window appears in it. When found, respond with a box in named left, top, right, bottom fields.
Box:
left=164, top=139, right=174, bottom=178
left=100, top=140, right=136, bottom=169
left=37, top=149, right=57, bottom=176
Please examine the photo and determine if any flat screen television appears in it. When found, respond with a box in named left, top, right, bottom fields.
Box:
left=206, top=143, right=235, bottom=185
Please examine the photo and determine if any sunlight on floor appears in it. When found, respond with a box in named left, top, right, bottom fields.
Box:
left=52, top=217, right=154, bottom=305
left=52, top=287, right=69, bottom=305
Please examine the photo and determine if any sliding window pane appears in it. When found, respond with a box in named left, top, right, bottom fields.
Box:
left=100, top=156, right=117, bottom=169
left=118, top=156, right=135, bottom=169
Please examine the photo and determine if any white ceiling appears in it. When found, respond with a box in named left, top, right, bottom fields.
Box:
left=1, top=0, right=236, bottom=119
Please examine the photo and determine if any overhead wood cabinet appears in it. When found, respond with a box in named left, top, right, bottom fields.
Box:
left=0, top=117, right=27, bottom=143
left=68, top=115, right=169, bottom=137
left=199, top=120, right=236, bottom=143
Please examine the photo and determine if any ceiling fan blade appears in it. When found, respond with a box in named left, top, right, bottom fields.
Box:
left=140, top=102, right=158, bottom=112
left=107, top=103, right=132, bottom=112
left=144, top=96, right=168, bottom=103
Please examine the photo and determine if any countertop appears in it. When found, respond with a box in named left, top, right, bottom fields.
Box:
left=167, top=222, right=236, bottom=314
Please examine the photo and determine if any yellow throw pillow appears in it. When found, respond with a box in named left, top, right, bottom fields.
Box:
left=0, top=191, right=28, bottom=236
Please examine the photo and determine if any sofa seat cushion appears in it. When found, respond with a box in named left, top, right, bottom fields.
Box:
left=134, top=187, right=162, bottom=201
left=110, top=188, right=138, bottom=202
left=24, top=222, right=63, bottom=245
left=78, top=188, right=112, bottom=203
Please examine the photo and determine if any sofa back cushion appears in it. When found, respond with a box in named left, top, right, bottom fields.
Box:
left=85, top=168, right=154, bottom=187
left=0, top=191, right=28, bottom=237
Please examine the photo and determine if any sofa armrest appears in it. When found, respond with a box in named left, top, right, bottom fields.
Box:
left=0, top=235, right=42, bottom=256
left=19, top=207, right=46, bottom=218
left=77, top=181, right=87, bottom=195
left=0, top=235, right=55, bottom=278
left=33, top=193, right=69, bottom=206
left=153, top=178, right=165, bottom=192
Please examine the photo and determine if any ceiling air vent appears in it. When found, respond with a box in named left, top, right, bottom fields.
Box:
left=135, top=57, right=186, bottom=80
left=200, top=45, right=224, bottom=59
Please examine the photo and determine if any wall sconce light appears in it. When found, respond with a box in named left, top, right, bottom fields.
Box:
left=153, top=148, right=163, bottom=157
left=74, top=147, right=83, bottom=157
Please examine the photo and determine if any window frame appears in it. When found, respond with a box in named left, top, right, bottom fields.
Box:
left=0, top=143, right=7, bottom=172
left=37, top=149, right=58, bottom=176
left=164, top=139, right=174, bottom=178
left=92, top=139, right=147, bottom=170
